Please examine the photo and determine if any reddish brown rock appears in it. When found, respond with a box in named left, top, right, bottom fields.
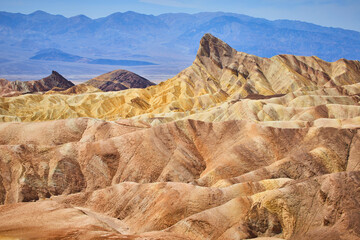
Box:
left=0, top=71, right=74, bottom=97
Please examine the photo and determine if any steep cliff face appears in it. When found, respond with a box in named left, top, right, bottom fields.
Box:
left=0, top=71, right=74, bottom=97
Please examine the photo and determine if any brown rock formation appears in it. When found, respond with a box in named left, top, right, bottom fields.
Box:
left=0, top=71, right=74, bottom=97
left=85, top=69, right=155, bottom=91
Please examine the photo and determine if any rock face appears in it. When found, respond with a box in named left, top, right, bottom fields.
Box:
left=85, top=69, right=155, bottom=91
left=0, top=34, right=359, bottom=239
left=0, top=71, right=74, bottom=97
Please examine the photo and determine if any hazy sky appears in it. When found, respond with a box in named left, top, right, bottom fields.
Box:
left=1, top=0, right=360, bottom=31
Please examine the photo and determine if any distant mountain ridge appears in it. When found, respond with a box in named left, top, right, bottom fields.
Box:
left=1, top=10, right=360, bottom=75
left=31, top=49, right=87, bottom=62
left=30, top=48, right=156, bottom=66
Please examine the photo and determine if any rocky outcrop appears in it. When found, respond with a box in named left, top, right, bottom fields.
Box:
left=0, top=71, right=74, bottom=97
left=85, top=69, right=155, bottom=92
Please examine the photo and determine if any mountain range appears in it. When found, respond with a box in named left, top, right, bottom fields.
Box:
left=1, top=10, right=360, bottom=77
left=30, top=48, right=155, bottom=66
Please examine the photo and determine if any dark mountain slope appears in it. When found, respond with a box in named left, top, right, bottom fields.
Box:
left=85, top=69, right=155, bottom=92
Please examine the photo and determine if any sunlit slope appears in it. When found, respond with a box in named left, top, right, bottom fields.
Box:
left=133, top=83, right=360, bottom=127
left=1, top=33, right=360, bottom=122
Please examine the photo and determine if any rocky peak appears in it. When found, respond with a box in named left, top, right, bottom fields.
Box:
left=0, top=71, right=75, bottom=96
left=40, top=71, right=74, bottom=90
left=0, top=78, right=10, bottom=86
left=85, top=69, right=155, bottom=92
left=196, top=33, right=236, bottom=67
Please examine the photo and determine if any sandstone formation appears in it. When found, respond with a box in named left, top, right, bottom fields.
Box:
left=85, top=69, right=155, bottom=92
left=0, top=34, right=359, bottom=239
left=0, top=71, right=74, bottom=97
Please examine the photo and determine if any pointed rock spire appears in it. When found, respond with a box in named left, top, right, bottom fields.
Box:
left=196, top=33, right=236, bottom=68
left=38, top=71, right=74, bottom=91
left=198, top=33, right=236, bottom=57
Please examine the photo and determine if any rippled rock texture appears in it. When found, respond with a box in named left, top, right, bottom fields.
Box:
left=0, top=118, right=359, bottom=239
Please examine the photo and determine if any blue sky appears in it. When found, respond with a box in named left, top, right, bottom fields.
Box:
left=1, top=0, right=360, bottom=31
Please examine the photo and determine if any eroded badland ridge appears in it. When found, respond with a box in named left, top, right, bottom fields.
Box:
left=0, top=34, right=359, bottom=125
left=0, top=34, right=359, bottom=240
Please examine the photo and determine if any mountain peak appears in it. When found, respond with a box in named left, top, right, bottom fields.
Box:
left=85, top=69, right=155, bottom=92
left=69, top=14, right=92, bottom=21
left=196, top=33, right=236, bottom=67
left=29, top=10, right=53, bottom=17
left=51, top=70, right=60, bottom=75
left=49, top=70, right=68, bottom=81
left=40, top=71, right=74, bottom=89
left=30, top=10, right=47, bottom=15
left=0, top=71, right=74, bottom=96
